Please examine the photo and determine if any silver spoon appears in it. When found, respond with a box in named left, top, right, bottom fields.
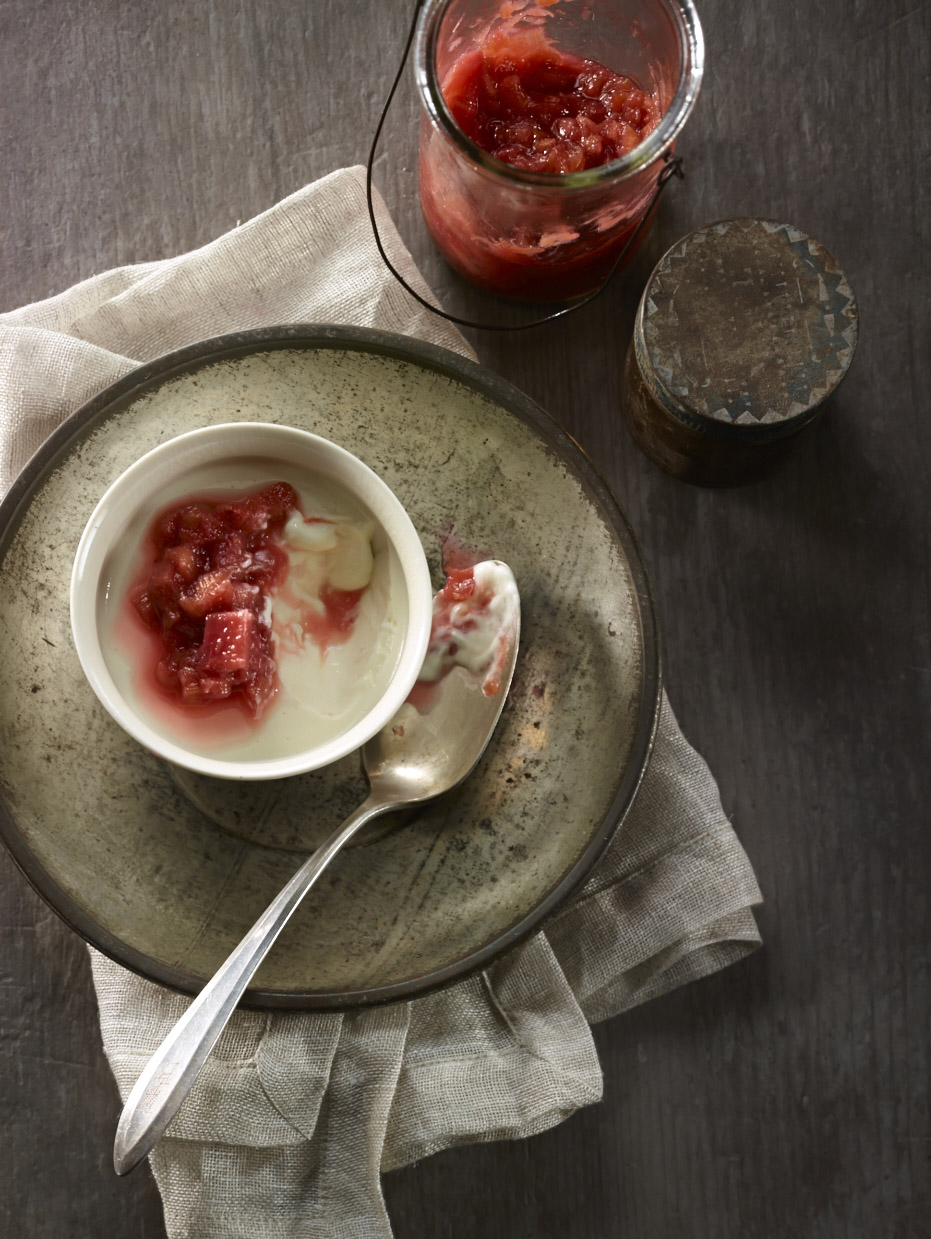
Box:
left=113, top=573, right=520, bottom=1175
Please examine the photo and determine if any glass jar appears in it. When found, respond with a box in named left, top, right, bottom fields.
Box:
left=414, top=0, right=704, bottom=302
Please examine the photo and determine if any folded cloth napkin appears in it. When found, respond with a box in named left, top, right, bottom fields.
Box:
left=0, top=166, right=762, bottom=1238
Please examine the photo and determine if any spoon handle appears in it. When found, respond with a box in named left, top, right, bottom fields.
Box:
left=113, top=794, right=385, bottom=1176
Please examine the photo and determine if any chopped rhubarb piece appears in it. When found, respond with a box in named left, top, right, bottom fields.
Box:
left=442, top=567, right=476, bottom=602
left=165, top=543, right=199, bottom=582
left=179, top=568, right=235, bottom=619
left=253, top=482, right=298, bottom=523
left=209, top=532, right=247, bottom=571
left=132, top=588, right=157, bottom=627
left=145, top=558, right=186, bottom=610
left=228, top=581, right=261, bottom=609
left=241, top=653, right=277, bottom=718
left=176, top=504, right=227, bottom=546
left=199, top=610, right=256, bottom=675
left=197, top=674, right=235, bottom=700
left=223, top=501, right=266, bottom=536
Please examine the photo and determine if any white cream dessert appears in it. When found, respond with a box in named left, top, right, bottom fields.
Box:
left=103, top=460, right=408, bottom=762
left=270, top=510, right=404, bottom=750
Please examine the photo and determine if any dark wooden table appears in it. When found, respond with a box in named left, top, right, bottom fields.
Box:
left=2, top=1, right=927, bottom=1235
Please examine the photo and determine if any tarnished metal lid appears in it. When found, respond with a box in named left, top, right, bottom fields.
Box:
left=634, top=218, right=858, bottom=441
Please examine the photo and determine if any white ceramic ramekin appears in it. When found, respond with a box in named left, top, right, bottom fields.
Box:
left=70, top=422, right=433, bottom=780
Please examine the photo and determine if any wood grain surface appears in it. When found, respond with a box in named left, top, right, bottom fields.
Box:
left=1, top=1, right=928, bottom=1235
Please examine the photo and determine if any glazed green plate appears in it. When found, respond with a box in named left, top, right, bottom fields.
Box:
left=0, top=325, right=660, bottom=1009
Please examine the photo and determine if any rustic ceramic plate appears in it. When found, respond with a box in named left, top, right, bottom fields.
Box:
left=0, top=325, right=660, bottom=1010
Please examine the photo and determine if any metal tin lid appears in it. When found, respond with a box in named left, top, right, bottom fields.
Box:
left=633, top=218, right=858, bottom=442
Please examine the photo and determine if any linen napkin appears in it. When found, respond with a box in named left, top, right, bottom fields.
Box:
left=0, top=166, right=762, bottom=1238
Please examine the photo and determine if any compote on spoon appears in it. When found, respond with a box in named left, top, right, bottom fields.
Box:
left=114, top=560, right=520, bottom=1175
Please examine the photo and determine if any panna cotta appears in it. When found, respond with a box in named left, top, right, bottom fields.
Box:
left=102, top=460, right=408, bottom=764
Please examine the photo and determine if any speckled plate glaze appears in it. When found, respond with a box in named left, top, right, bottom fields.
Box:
left=0, top=326, right=660, bottom=1010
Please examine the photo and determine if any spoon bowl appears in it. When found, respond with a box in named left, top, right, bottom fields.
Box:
left=113, top=562, right=520, bottom=1175
left=364, top=669, right=512, bottom=804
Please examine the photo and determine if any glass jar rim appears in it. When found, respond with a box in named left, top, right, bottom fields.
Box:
left=414, top=0, right=705, bottom=190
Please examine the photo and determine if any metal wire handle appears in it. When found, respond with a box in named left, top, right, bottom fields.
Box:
left=365, top=0, right=685, bottom=332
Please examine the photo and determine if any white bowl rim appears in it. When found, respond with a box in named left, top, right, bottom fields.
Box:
left=69, top=422, right=434, bottom=780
